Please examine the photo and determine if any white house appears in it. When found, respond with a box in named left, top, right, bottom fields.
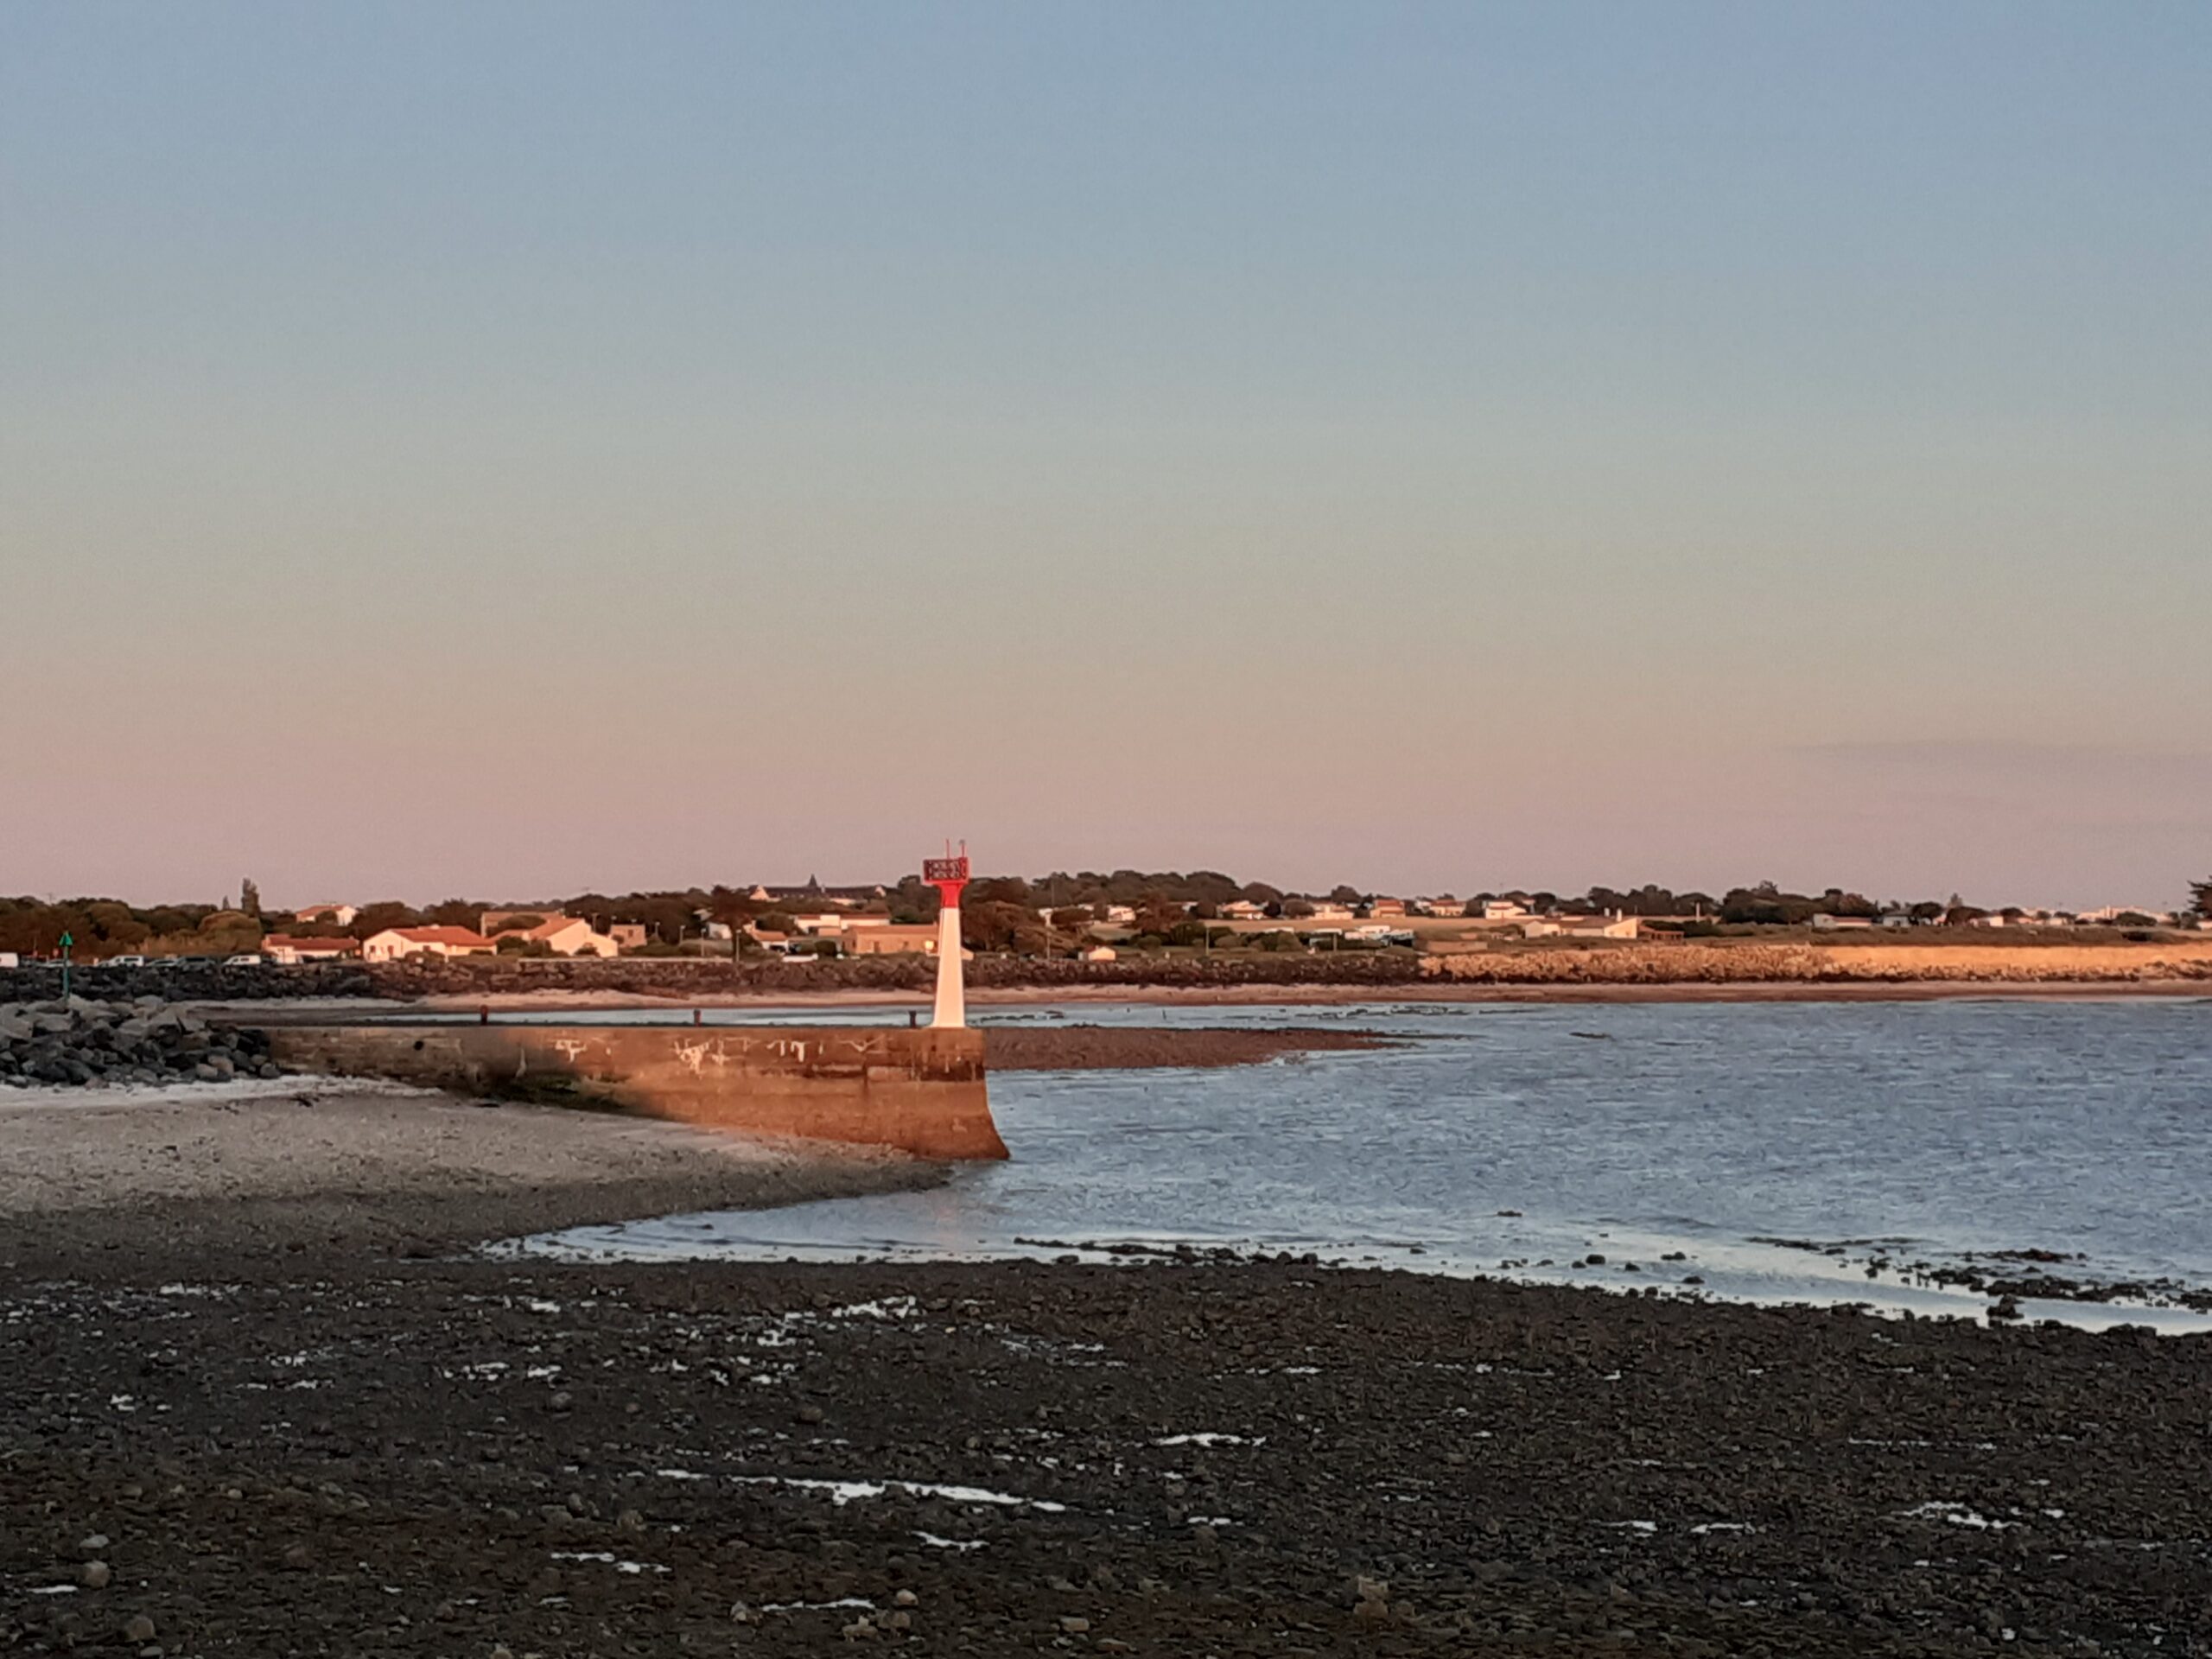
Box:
left=291, top=902, right=359, bottom=928
left=361, top=926, right=496, bottom=963
left=523, top=917, right=620, bottom=957
left=1482, top=899, right=1530, bottom=921
left=1525, top=915, right=1641, bottom=940
left=1218, top=899, right=1269, bottom=921
left=1564, top=914, right=1642, bottom=940
left=1306, top=901, right=1355, bottom=922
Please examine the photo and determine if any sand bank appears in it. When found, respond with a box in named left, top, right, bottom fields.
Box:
left=0, top=1079, right=939, bottom=1277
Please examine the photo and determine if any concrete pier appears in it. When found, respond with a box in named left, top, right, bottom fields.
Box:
left=264, top=1022, right=1007, bottom=1161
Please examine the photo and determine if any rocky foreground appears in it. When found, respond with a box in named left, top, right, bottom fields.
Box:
left=3, top=1256, right=2205, bottom=1658
left=0, top=998, right=280, bottom=1088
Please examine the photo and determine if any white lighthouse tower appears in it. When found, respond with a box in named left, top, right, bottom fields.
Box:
left=922, top=842, right=970, bottom=1028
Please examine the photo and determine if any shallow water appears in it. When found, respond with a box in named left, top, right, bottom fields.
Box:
left=518, top=997, right=2212, bottom=1329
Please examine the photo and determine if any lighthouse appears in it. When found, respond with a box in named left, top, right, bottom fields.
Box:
left=922, top=842, right=971, bottom=1028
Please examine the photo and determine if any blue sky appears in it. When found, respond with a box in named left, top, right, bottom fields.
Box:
left=3, top=3, right=2207, bottom=906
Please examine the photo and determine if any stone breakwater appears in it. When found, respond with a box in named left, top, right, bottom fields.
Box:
left=0, top=963, right=372, bottom=1004
left=0, top=998, right=283, bottom=1089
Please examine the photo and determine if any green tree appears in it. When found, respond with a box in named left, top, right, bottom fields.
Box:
left=2190, top=878, right=2211, bottom=919
left=239, top=878, right=261, bottom=918
left=350, top=901, right=422, bottom=940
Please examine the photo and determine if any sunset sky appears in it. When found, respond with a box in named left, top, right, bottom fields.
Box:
left=5, top=3, right=2207, bottom=910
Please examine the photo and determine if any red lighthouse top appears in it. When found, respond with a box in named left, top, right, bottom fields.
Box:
left=923, top=841, right=969, bottom=904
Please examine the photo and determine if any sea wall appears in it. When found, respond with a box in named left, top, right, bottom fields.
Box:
left=263, top=1023, right=1006, bottom=1161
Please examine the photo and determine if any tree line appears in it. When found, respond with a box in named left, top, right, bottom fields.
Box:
left=5, top=870, right=2207, bottom=959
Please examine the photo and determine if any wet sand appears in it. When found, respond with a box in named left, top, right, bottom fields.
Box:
left=0, top=1081, right=939, bottom=1280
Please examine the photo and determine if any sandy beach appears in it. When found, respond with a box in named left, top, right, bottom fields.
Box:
left=0, top=1080, right=938, bottom=1279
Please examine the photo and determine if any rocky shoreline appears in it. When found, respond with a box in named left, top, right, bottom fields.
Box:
left=1, top=996, right=282, bottom=1089
left=3, top=1252, right=2204, bottom=1657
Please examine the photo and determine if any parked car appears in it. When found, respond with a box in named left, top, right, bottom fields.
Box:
left=224, top=953, right=265, bottom=967
left=105, top=955, right=149, bottom=969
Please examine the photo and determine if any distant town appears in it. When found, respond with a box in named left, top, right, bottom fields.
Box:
left=3, top=871, right=2208, bottom=968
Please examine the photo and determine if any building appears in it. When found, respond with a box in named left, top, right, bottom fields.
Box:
left=524, top=917, right=620, bottom=957
left=747, top=882, right=887, bottom=908
left=1306, top=901, right=1355, bottom=922
left=1103, top=905, right=1137, bottom=926
left=1481, top=899, right=1529, bottom=921
left=291, top=902, right=359, bottom=928
left=1565, top=915, right=1642, bottom=940
left=1524, top=915, right=1642, bottom=941
left=1082, top=944, right=1117, bottom=962
left=1367, top=898, right=1408, bottom=918
left=480, top=908, right=558, bottom=934
left=1218, top=899, right=1269, bottom=921
left=481, top=912, right=620, bottom=957
left=846, top=925, right=947, bottom=956
left=1417, top=898, right=1465, bottom=918
left=262, top=935, right=364, bottom=965
left=1810, top=914, right=1876, bottom=931
left=361, top=926, right=496, bottom=963
left=609, top=923, right=647, bottom=950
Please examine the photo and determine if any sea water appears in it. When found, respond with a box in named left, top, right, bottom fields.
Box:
left=511, top=997, right=2212, bottom=1329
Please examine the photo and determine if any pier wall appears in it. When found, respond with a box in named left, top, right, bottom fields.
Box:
left=264, top=1023, right=1006, bottom=1160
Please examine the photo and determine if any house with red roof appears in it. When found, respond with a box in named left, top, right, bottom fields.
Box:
left=360, top=926, right=497, bottom=963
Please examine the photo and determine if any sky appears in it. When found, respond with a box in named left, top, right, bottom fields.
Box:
left=3, top=2, right=2207, bottom=910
